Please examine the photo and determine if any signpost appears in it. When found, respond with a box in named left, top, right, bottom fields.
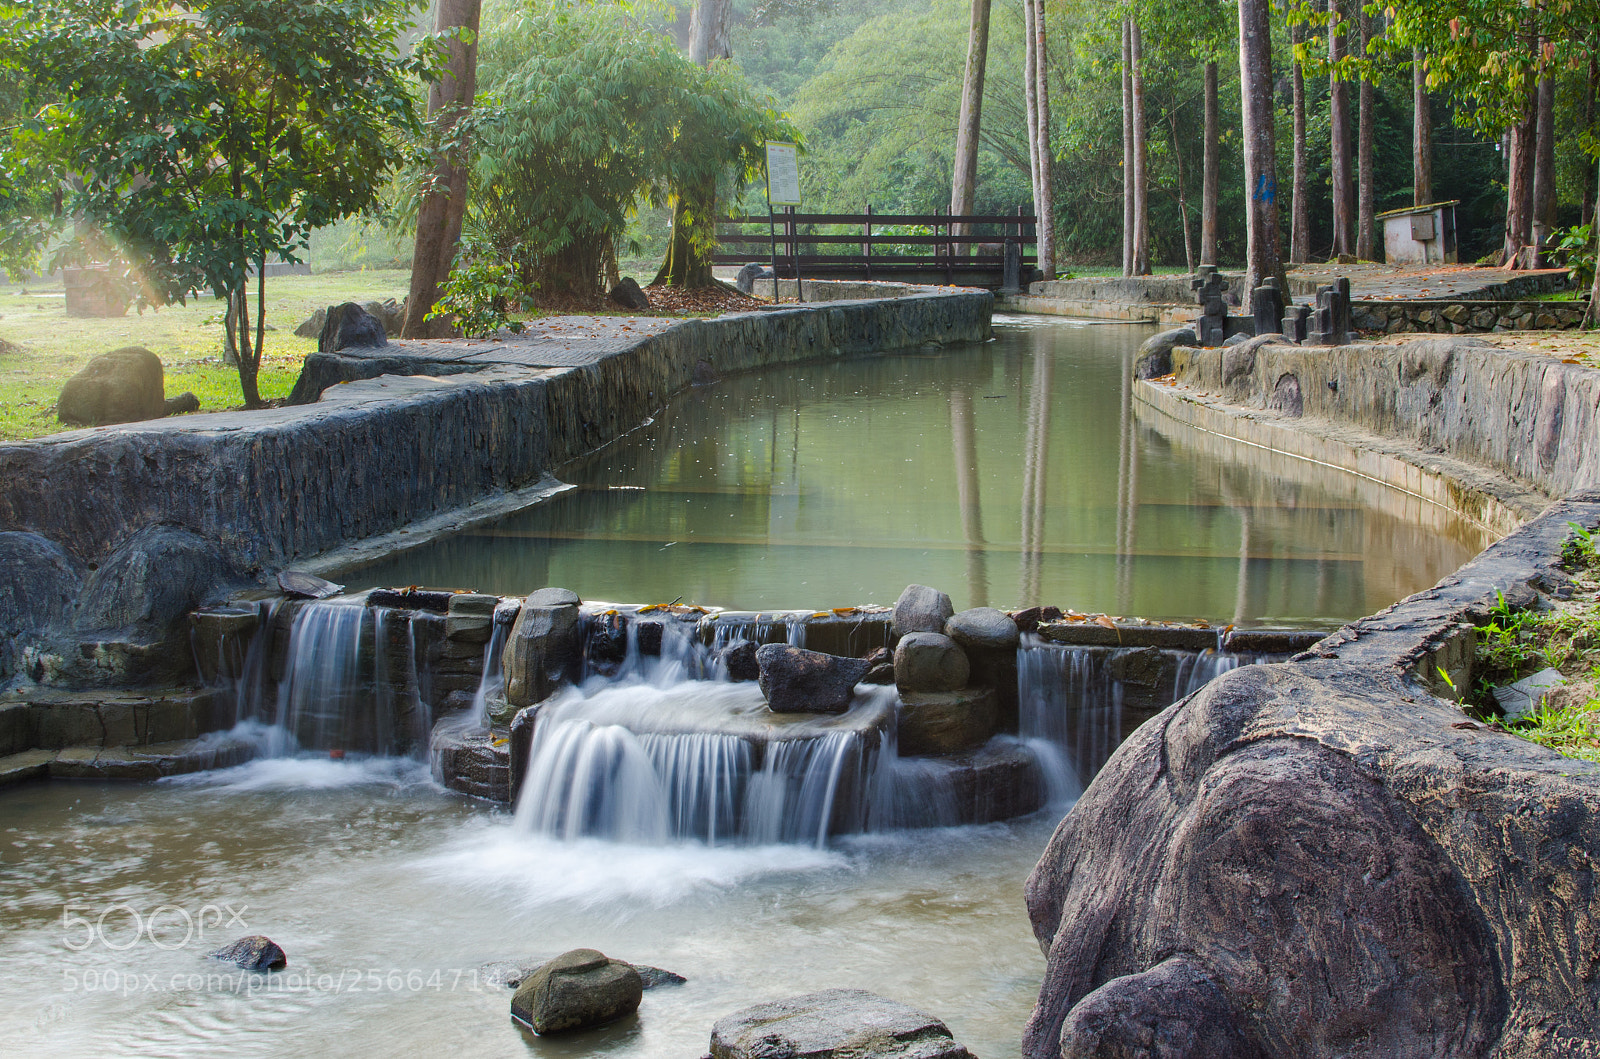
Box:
left=765, top=141, right=801, bottom=303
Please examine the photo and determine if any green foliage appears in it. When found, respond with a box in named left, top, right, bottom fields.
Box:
left=1550, top=226, right=1597, bottom=291
left=1509, top=691, right=1600, bottom=764
left=1564, top=522, right=1600, bottom=570
left=9, top=0, right=430, bottom=404
left=1476, top=590, right=1551, bottom=681
left=427, top=244, right=532, bottom=338
left=470, top=0, right=795, bottom=296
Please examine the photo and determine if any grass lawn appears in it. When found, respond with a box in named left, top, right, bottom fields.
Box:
left=0, top=270, right=411, bottom=441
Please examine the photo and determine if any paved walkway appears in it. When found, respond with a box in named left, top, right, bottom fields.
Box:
left=1289, top=262, right=1570, bottom=301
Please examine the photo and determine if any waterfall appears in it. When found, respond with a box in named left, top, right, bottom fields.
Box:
left=465, top=618, right=510, bottom=730
left=512, top=679, right=917, bottom=847
left=1017, top=636, right=1266, bottom=784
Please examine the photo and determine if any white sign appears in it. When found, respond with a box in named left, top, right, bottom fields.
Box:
left=765, top=141, right=801, bottom=207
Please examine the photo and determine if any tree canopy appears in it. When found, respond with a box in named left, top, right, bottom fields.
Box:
left=9, top=0, right=429, bottom=404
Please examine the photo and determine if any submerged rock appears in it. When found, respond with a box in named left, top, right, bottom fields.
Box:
left=757, top=645, right=870, bottom=714
left=710, top=988, right=971, bottom=1059
left=510, top=948, right=642, bottom=1035
left=893, top=584, right=954, bottom=637
left=717, top=638, right=760, bottom=682
left=893, top=633, right=969, bottom=693
left=210, top=935, right=287, bottom=972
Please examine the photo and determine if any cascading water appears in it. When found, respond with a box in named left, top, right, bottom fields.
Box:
left=1016, top=635, right=1262, bottom=782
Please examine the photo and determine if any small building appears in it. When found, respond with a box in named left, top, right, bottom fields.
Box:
left=1378, top=201, right=1459, bottom=265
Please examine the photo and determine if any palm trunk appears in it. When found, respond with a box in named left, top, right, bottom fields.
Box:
left=950, top=0, right=992, bottom=253
left=1290, top=23, right=1309, bottom=263
left=1413, top=47, right=1433, bottom=206
left=402, top=0, right=481, bottom=339
left=1531, top=72, right=1556, bottom=268
left=1130, top=19, right=1150, bottom=275
left=1238, top=0, right=1285, bottom=294
left=1201, top=60, right=1220, bottom=266
left=1121, top=20, right=1133, bottom=276
left=1329, top=0, right=1352, bottom=258
left=1356, top=10, right=1376, bottom=260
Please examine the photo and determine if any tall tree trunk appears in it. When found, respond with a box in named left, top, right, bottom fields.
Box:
left=1130, top=20, right=1150, bottom=275
left=1202, top=60, right=1220, bottom=266
left=1589, top=158, right=1600, bottom=327
left=1121, top=21, right=1133, bottom=276
left=1585, top=55, right=1598, bottom=227
left=1171, top=110, right=1194, bottom=270
left=1023, top=0, right=1040, bottom=222
left=657, top=0, right=731, bottom=287
left=1531, top=71, right=1556, bottom=268
left=1328, top=0, right=1353, bottom=258
left=1028, top=0, right=1055, bottom=277
left=950, top=0, right=992, bottom=253
left=1356, top=9, right=1376, bottom=260
left=1290, top=23, right=1309, bottom=263
left=401, top=0, right=481, bottom=339
left=1504, top=100, right=1536, bottom=268
left=1238, top=0, right=1285, bottom=294
left=1413, top=47, right=1432, bottom=206
left=687, top=0, right=730, bottom=65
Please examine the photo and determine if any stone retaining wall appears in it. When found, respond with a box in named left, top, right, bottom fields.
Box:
left=1352, top=297, right=1590, bottom=334
left=1159, top=337, right=1600, bottom=505
left=0, top=292, right=991, bottom=688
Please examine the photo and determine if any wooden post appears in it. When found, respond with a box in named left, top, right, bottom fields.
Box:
left=865, top=204, right=873, bottom=282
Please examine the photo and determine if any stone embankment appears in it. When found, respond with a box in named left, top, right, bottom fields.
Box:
left=0, top=292, right=991, bottom=692
left=1022, top=332, right=1600, bottom=1056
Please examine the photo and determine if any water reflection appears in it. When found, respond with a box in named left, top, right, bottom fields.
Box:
left=348, top=317, right=1493, bottom=626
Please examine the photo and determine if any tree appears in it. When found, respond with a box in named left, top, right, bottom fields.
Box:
left=1203, top=58, right=1223, bottom=264
left=1237, top=0, right=1284, bottom=293
left=402, top=0, right=482, bottom=339
left=1121, top=20, right=1134, bottom=275
left=1413, top=47, right=1433, bottom=206
left=1129, top=17, right=1150, bottom=275
left=1290, top=18, right=1310, bottom=263
left=655, top=0, right=733, bottom=288
left=16, top=0, right=425, bottom=407
left=474, top=2, right=790, bottom=298
left=1328, top=0, right=1354, bottom=257
left=950, top=0, right=992, bottom=252
left=1022, top=0, right=1056, bottom=277
left=1356, top=8, right=1378, bottom=260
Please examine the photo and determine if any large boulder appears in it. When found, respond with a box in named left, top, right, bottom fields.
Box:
left=945, top=607, right=1019, bottom=651
left=361, top=298, right=406, bottom=335
left=710, top=988, right=972, bottom=1059
left=735, top=262, right=774, bottom=295
left=717, top=638, right=761, bottom=682
left=892, top=584, right=953, bottom=637
left=56, top=346, right=166, bottom=426
left=893, top=633, right=969, bottom=693
left=609, top=278, right=651, bottom=311
left=897, top=687, right=998, bottom=756
left=510, top=949, right=642, bottom=1035
left=74, top=526, right=238, bottom=644
left=0, top=532, right=84, bottom=682
left=1133, top=327, right=1197, bottom=380
left=504, top=588, right=582, bottom=706
left=757, top=645, right=870, bottom=714
left=316, top=302, right=388, bottom=353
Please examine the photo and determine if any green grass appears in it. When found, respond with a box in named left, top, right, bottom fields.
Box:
left=0, top=270, right=410, bottom=441
left=1057, top=265, right=1194, bottom=279
left=1473, top=522, right=1600, bottom=763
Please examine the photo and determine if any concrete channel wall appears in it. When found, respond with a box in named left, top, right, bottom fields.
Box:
left=0, top=291, right=992, bottom=688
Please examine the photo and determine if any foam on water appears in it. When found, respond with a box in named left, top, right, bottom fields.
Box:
left=162, top=752, right=432, bottom=793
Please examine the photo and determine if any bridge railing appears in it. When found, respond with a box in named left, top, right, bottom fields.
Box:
left=713, top=206, right=1037, bottom=287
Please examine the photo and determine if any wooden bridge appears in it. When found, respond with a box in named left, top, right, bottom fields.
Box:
left=713, top=207, right=1040, bottom=293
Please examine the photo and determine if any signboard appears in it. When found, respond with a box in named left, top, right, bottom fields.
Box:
left=765, top=141, right=801, bottom=207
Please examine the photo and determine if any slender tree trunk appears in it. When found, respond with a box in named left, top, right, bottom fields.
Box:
left=1130, top=20, right=1150, bottom=274
left=1290, top=23, right=1309, bottom=263
left=1585, top=55, right=1598, bottom=227
left=1504, top=101, right=1536, bottom=268
left=657, top=0, right=732, bottom=287
left=950, top=0, right=992, bottom=253
left=1121, top=21, right=1133, bottom=276
left=1329, top=0, right=1353, bottom=258
left=1239, top=0, right=1285, bottom=294
left=1023, top=0, right=1040, bottom=217
left=1171, top=110, right=1194, bottom=270
left=1589, top=158, right=1600, bottom=327
left=1031, top=0, right=1055, bottom=277
left=402, top=0, right=481, bottom=339
left=1356, top=10, right=1376, bottom=260
left=1531, top=72, right=1556, bottom=268
left=1413, top=47, right=1433, bottom=206
left=1202, top=60, right=1220, bottom=266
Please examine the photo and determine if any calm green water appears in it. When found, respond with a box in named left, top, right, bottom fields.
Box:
left=350, top=315, right=1491, bottom=626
